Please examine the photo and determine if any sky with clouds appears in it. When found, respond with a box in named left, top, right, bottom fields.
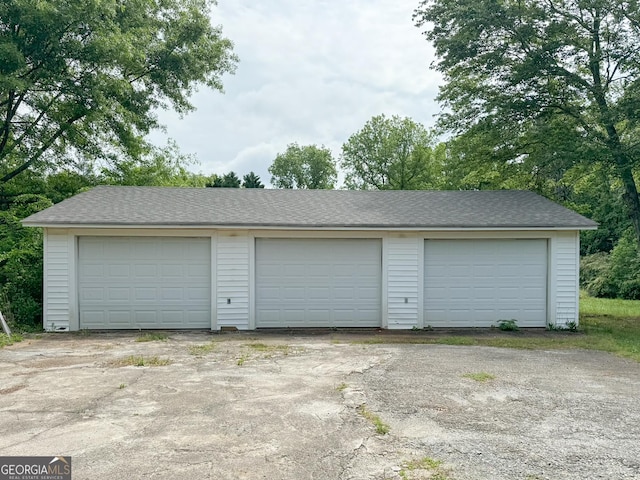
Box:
left=151, top=0, right=442, bottom=187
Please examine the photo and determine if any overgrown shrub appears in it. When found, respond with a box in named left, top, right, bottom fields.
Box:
left=581, top=229, right=640, bottom=300
left=581, top=252, right=617, bottom=298
left=0, top=194, right=51, bottom=330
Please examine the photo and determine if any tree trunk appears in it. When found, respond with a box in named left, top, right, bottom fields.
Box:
left=616, top=163, right=640, bottom=244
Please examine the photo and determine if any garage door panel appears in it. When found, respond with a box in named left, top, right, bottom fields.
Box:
left=135, top=311, right=159, bottom=324
left=161, top=265, right=183, bottom=277
left=309, top=287, right=331, bottom=299
left=133, top=264, right=156, bottom=278
left=256, top=239, right=381, bottom=328
left=425, top=239, right=547, bottom=327
left=134, top=287, right=156, bottom=301
left=108, top=287, right=130, bottom=301
left=107, top=311, right=131, bottom=326
left=79, top=237, right=211, bottom=329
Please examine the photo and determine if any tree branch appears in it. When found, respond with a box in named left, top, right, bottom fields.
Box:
left=0, top=91, right=16, bottom=153
left=0, top=92, right=64, bottom=162
left=0, top=111, right=86, bottom=184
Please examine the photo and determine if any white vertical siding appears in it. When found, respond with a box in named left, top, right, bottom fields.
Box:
left=552, top=231, right=580, bottom=326
left=386, top=236, right=420, bottom=329
left=216, top=234, right=250, bottom=329
left=43, top=230, right=71, bottom=331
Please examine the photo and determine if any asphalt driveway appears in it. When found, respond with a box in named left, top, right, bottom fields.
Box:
left=1, top=332, right=639, bottom=479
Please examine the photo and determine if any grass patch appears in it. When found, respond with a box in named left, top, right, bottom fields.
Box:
left=404, top=457, right=442, bottom=470
left=189, top=342, right=216, bottom=356
left=244, top=342, right=291, bottom=353
left=0, top=333, right=23, bottom=348
left=336, top=382, right=348, bottom=392
left=462, top=372, right=495, bottom=382
left=236, top=343, right=295, bottom=365
left=237, top=354, right=249, bottom=366
left=113, top=355, right=172, bottom=367
left=351, top=293, right=640, bottom=362
left=580, top=291, right=640, bottom=317
left=135, top=332, right=168, bottom=342
left=357, top=404, right=390, bottom=435
left=400, top=456, right=450, bottom=480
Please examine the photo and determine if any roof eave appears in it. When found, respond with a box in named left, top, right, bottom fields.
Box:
left=22, top=221, right=599, bottom=231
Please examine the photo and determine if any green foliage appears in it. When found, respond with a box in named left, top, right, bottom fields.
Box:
left=269, top=143, right=337, bottom=189
left=0, top=194, right=52, bottom=329
left=0, top=333, right=23, bottom=348
left=341, top=114, right=440, bottom=190
left=414, top=0, right=640, bottom=244
left=581, top=253, right=617, bottom=298
left=497, top=319, right=519, bottom=332
left=101, top=141, right=205, bottom=187
left=242, top=172, right=264, bottom=188
left=219, top=171, right=241, bottom=188
left=207, top=171, right=241, bottom=188
left=0, top=0, right=237, bottom=184
left=582, top=230, right=640, bottom=300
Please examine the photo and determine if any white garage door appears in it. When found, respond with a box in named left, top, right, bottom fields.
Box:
left=424, top=239, right=547, bottom=327
left=79, top=237, right=211, bottom=329
left=256, top=239, right=381, bottom=328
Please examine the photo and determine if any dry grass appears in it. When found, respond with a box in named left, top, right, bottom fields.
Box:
left=112, top=355, right=172, bottom=367
left=135, top=333, right=169, bottom=342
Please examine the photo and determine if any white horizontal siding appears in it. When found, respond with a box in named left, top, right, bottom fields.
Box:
left=553, top=232, right=579, bottom=326
left=216, top=234, right=250, bottom=329
left=387, top=237, right=419, bottom=329
left=44, top=232, right=71, bottom=331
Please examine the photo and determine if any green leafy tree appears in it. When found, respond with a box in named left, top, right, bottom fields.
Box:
left=0, top=0, right=237, bottom=184
left=242, top=172, right=264, bottom=188
left=341, top=114, right=439, bottom=190
left=101, top=141, right=207, bottom=187
left=209, top=171, right=240, bottom=188
left=269, top=143, right=337, bottom=189
left=414, top=0, right=640, bottom=243
left=0, top=194, right=52, bottom=328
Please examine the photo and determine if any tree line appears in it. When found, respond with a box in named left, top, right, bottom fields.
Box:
left=3, top=0, right=640, bottom=329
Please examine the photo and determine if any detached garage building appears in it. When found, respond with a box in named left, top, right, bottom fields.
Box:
left=22, top=186, right=596, bottom=332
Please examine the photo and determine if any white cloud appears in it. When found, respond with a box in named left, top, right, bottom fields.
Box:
left=151, top=0, right=442, bottom=187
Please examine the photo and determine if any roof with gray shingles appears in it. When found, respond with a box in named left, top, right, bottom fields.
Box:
left=21, top=185, right=597, bottom=229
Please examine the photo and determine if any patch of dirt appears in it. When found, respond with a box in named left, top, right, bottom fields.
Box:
left=25, top=355, right=99, bottom=369
left=0, top=384, right=26, bottom=395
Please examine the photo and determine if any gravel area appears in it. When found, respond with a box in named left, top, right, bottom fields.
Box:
left=0, top=332, right=638, bottom=479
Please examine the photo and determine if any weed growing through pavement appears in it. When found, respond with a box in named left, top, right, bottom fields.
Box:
left=357, top=404, right=390, bottom=435
left=244, top=343, right=291, bottom=354
left=237, top=354, right=249, bottom=366
left=113, top=355, right=171, bottom=367
left=399, top=456, right=450, bottom=480
left=135, top=333, right=168, bottom=342
left=462, top=372, right=496, bottom=382
left=189, top=342, right=216, bottom=356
